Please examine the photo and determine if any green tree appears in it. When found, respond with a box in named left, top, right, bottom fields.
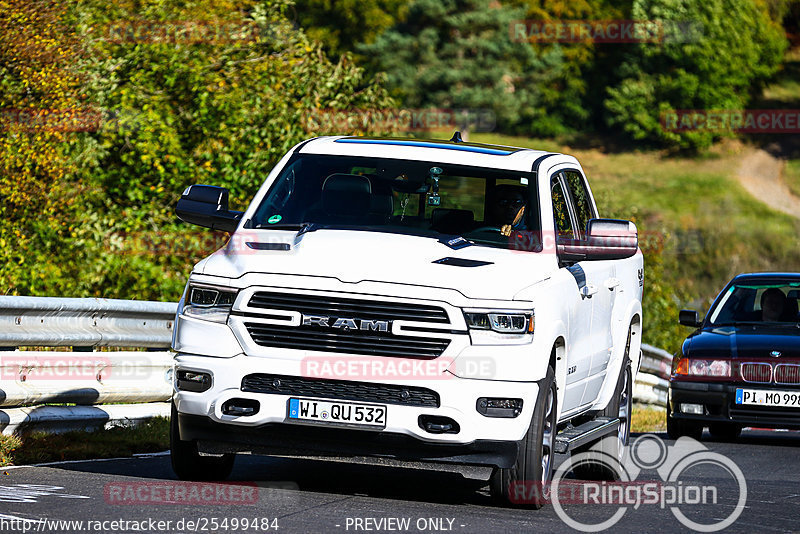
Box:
left=293, top=0, right=407, bottom=58
left=360, top=0, right=578, bottom=136
left=604, top=0, right=787, bottom=149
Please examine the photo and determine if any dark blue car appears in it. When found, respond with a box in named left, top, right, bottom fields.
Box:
left=668, top=272, right=800, bottom=440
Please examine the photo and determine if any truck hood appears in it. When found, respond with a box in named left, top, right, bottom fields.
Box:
left=195, top=229, right=554, bottom=301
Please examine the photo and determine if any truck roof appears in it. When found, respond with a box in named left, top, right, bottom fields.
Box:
left=297, top=135, right=562, bottom=173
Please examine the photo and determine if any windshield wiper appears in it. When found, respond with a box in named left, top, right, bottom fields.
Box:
left=253, top=222, right=319, bottom=235
left=713, top=320, right=795, bottom=327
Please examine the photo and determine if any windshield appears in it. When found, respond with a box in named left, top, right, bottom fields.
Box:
left=249, top=154, right=539, bottom=250
left=707, top=281, right=800, bottom=325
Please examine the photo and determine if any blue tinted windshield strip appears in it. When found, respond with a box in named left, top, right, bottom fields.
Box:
left=334, top=138, right=514, bottom=155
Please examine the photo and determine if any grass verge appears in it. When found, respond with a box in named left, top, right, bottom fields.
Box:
left=0, top=417, right=169, bottom=467
left=785, top=159, right=800, bottom=198
left=632, top=404, right=667, bottom=433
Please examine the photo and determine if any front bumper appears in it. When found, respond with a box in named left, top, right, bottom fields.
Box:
left=178, top=413, right=520, bottom=468
left=174, top=352, right=543, bottom=468
left=669, top=380, right=800, bottom=429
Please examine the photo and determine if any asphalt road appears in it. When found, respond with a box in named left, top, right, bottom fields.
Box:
left=1, top=430, right=799, bottom=534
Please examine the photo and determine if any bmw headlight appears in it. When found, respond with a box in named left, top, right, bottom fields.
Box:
left=182, top=284, right=238, bottom=324
left=674, top=358, right=731, bottom=378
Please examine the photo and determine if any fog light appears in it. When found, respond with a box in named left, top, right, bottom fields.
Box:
left=418, top=415, right=460, bottom=434
left=477, top=397, right=523, bottom=418
left=221, top=398, right=260, bottom=417
left=680, top=403, right=704, bottom=415
left=176, top=370, right=212, bottom=393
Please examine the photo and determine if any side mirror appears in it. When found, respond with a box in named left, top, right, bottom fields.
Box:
left=557, top=219, right=638, bottom=261
left=679, top=309, right=702, bottom=328
left=175, top=185, right=243, bottom=233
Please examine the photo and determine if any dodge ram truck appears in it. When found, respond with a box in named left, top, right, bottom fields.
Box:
left=170, top=133, right=644, bottom=507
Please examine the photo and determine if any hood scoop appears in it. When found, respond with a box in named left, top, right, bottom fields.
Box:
left=246, top=242, right=291, bottom=251
left=433, top=257, right=493, bottom=267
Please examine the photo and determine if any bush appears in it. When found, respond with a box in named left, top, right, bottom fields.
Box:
left=0, top=0, right=396, bottom=300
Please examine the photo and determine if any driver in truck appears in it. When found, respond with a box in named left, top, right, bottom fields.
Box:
left=488, top=184, right=527, bottom=236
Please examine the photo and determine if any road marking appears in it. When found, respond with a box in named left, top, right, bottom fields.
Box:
left=2, top=450, right=169, bottom=469
left=0, top=484, right=90, bottom=502
left=0, top=513, right=43, bottom=522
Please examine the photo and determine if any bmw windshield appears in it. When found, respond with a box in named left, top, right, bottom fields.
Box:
left=707, top=280, right=800, bottom=326
left=248, top=154, right=540, bottom=251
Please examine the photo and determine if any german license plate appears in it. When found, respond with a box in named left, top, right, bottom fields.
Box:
left=735, top=388, right=800, bottom=408
left=287, top=398, right=387, bottom=428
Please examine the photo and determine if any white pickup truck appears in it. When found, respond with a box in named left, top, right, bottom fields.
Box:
left=171, top=134, right=643, bottom=507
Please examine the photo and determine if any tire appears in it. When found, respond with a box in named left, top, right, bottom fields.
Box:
left=170, top=402, right=235, bottom=481
left=666, top=407, right=703, bottom=441
left=570, top=358, right=632, bottom=481
left=489, top=365, right=557, bottom=509
left=708, top=423, right=742, bottom=441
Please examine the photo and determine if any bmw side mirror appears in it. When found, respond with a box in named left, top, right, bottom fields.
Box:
left=679, top=309, right=702, bottom=328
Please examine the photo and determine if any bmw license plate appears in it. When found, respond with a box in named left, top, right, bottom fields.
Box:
left=735, top=388, right=800, bottom=408
left=287, top=398, right=387, bottom=428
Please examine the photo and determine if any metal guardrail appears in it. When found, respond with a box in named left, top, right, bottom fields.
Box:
left=0, top=296, right=176, bottom=348
left=635, top=343, right=673, bottom=408
left=0, top=296, right=675, bottom=434
left=0, top=296, right=176, bottom=434
left=0, top=351, right=173, bottom=407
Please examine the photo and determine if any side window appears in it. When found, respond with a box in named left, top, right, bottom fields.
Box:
left=564, top=171, right=595, bottom=239
left=551, top=175, right=574, bottom=240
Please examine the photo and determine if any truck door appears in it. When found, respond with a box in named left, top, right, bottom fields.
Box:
left=550, top=173, right=591, bottom=414
left=561, top=170, right=615, bottom=406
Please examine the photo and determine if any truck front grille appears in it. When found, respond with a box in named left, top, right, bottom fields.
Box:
left=242, top=292, right=452, bottom=358
left=243, top=323, right=449, bottom=358
left=247, top=291, right=450, bottom=323
left=241, top=373, right=440, bottom=407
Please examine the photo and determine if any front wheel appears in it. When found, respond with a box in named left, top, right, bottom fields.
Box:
left=666, top=402, right=704, bottom=440
left=571, top=359, right=632, bottom=480
left=489, top=365, right=557, bottom=508
left=170, top=402, right=235, bottom=481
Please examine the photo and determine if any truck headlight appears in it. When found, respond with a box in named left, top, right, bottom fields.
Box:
left=464, top=312, right=534, bottom=334
left=182, top=284, right=238, bottom=324
left=463, top=310, right=534, bottom=345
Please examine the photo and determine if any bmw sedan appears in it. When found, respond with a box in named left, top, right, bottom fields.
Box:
left=668, top=272, right=800, bottom=440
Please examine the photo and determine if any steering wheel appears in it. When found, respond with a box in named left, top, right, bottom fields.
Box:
left=470, top=226, right=504, bottom=234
